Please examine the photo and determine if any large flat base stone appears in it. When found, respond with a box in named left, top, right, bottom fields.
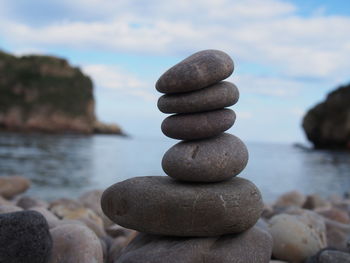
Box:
left=115, top=227, right=272, bottom=263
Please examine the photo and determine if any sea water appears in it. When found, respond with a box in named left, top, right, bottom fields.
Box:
left=0, top=133, right=349, bottom=202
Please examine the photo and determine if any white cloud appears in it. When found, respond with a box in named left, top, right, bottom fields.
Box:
left=1, top=0, right=349, bottom=84
left=82, top=64, right=157, bottom=101
left=1, top=0, right=350, bottom=100
left=232, top=74, right=304, bottom=97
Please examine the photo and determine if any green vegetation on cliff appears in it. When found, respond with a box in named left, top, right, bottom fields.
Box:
left=0, top=50, right=122, bottom=134
left=0, top=51, right=93, bottom=118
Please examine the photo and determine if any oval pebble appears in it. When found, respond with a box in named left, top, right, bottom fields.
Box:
left=156, top=50, right=234, bottom=94
left=158, top=81, right=239, bottom=114
left=162, top=133, right=248, bottom=182
left=101, top=176, right=263, bottom=237
left=161, top=109, right=235, bottom=140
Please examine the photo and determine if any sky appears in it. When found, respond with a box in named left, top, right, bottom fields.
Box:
left=0, top=0, right=350, bottom=143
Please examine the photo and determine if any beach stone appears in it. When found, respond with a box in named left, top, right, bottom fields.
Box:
left=55, top=219, right=87, bottom=229
left=49, top=198, right=103, bottom=227
left=285, top=208, right=327, bottom=242
left=0, top=196, right=13, bottom=206
left=0, top=175, right=30, bottom=199
left=0, top=210, right=52, bottom=263
left=50, top=224, right=103, bottom=263
left=106, top=224, right=135, bottom=238
left=0, top=204, right=23, bottom=213
left=30, top=207, right=60, bottom=229
left=17, top=195, right=49, bottom=209
left=255, top=218, right=269, bottom=233
left=157, top=81, right=239, bottom=114
left=307, top=249, right=350, bottom=263
left=324, top=218, right=350, bottom=251
left=101, top=176, right=262, bottom=236
left=115, top=227, right=272, bottom=263
left=49, top=198, right=106, bottom=236
left=316, top=207, right=350, bottom=224
left=161, top=109, right=235, bottom=140
left=333, top=200, right=350, bottom=217
left=156, top=50, right=234, bottom=94
left=274, top=190, right=306, bottom=208
left=303, top=194, right=330, bottom=210
left=109, top=231, right=139, bottom=261
left=317, top=250, right=350, bottom=262
left=269, top=213, right=327, bottom=262
left=78, top=216, right=107, bottom=238
left=162, top=133, right=248, bottom=182
left=261, top=203, right=275, bottom=219
left=49, top=198, right=82, bottom=217
left=79, top=189, right=114, bottom=227
left=109, top=236, right=130, bottom=263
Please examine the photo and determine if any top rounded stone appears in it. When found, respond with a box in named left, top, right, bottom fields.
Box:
left=156, top=50, right=234, bottom=94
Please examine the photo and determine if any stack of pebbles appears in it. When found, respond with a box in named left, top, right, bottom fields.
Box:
left=101, top=50, right=272, bottom=263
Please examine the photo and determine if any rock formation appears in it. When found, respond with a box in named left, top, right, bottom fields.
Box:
left=303, top=83, right=350, bottom=149
left=0, top=50, right=123, bottom=135
left=101, top=50, right=272, bottom=262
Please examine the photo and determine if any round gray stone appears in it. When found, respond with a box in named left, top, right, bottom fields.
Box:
left=156, top=50, right=234, bottom=94
left=157, top=81, right=239, bottom=114
left=115, top=227, right=272, bottom=263
left=313, top=249, right=350, bottom=263
left=162, top=133, right=248, bottom=182
left=161, top=109, right=235, bottom=140
left=0, top=210, right=52, bottom=263
left=101, top=176, right=263, bottom=237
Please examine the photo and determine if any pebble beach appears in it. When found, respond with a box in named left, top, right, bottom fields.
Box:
left=0, top=175, right=349, bottom=262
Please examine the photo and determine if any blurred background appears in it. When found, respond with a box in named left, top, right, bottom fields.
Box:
left=0, top=0, right=349, bottom=201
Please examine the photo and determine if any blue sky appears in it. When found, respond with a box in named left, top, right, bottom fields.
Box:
left=0, top=0, right=350, bottom=143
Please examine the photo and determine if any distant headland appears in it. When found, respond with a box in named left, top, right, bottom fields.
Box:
left=0, top=50, right=124, bottom=135
left=303, top=83, right=350, bottom=150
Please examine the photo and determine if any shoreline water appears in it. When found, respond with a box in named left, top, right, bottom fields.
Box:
left=2, top=133, right=350, bottom=202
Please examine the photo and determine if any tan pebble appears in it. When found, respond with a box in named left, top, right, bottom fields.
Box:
left=79, top=189, right=114, bottom=227
left=49, top=224, right=103, bottom=263
left=269, top=213, right=327, bottom=262
left=0, top=176, right=30, bottom=199
left=274, top=190, right=306, bottom=208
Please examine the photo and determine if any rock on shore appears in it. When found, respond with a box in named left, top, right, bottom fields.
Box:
left=302, top=83, right=350, bottom=149
left=0, top=50, right=124, bottom=135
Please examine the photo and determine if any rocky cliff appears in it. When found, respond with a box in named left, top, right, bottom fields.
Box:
left=302, top=83, right=350, bottom=149
left=0, top=50, right=123, bottom=135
